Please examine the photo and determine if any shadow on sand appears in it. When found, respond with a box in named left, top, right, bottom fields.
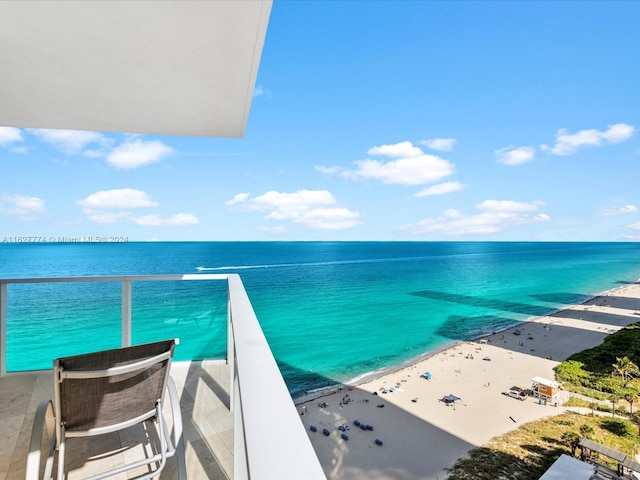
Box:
left=286, top=285, right=640, bottom=479
left=291, top=367, right=476, bottom=480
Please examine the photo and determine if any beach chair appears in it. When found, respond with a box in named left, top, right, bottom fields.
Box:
left=26, top=339, right=186, bottom=480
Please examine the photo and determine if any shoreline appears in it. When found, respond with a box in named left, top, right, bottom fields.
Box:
left=294, top=280, right=639, bottom=405
left=298, top=280, right=640, bottom=480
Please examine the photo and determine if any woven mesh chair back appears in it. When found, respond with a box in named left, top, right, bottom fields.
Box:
left=57, top=340, right=175, bottom=432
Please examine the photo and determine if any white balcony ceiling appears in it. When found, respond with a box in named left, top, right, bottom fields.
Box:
left=0, top=0, right=272, bottom=137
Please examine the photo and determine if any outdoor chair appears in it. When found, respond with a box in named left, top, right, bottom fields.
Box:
left=26, top=339, right=186, bottom=480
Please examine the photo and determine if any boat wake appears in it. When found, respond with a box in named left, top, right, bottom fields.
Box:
left=196, top=265, right=270, bottom=271
left=195, top=255, right=434, bottom=272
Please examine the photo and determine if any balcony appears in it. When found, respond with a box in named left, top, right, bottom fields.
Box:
left=0, top=274, right=326, bottom=480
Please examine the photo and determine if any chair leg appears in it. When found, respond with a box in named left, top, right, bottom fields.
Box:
left=56, top=426, right=66, bottom=480
left=167, top=377, right=187, bottom=480
left=26, top=400, right=56, bottom=480
left=175, top=435, right=187, bottom=480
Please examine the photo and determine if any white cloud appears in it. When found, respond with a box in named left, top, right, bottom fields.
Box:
left=476, top=199, right=544, bottom=213
left=443, top=208, right=463, bottom=219
left=272, top=206, right=361, bottom=230
left=415, top=181, right=464, bottom=197
left=131, top=213, right=199, bottom=226
left=343, top=141, right=455, bottom=186
left=627, top=222, right=640, bottom=230
left=82, top=149, right=106, bottom=158
left=315, top=165, right=344, bottom=174
left=225, top=193, right=250, bottom=206
left=228, top=189, right=362, bottom=230
left=27, top=129, right=175, bottom=169
left=495, top=146, right=536, bottom=166
left=541, top=123, right=635, bottom=156
left=81, top=209, right=132, bottom=224
left=30, top=128, right=111, bottom=155
left=0, top=127, right=23, bottom=146
left=402, top=199, right=549, bottom=236
left=251, top=190, right=336, bottom=211
left=602, top=204, right=638, bottom=216
left=419, top=138, right=456, bottom=152
left=254, top=85, right=271, bottom=98
left=368, top=141, right=423, bottom=158
left=106, top=140, right=173, bottom=169
left=345, top=156, right=454, bottom=185
left=77, top=188, right=159, bottom=210
left=602, top=123, right=635, bottom=143
left=77, top=188, right=198, bottom=227
left=0, top=194, right=46, bottom=217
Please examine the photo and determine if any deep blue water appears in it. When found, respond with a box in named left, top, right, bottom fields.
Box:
left=1, top=241, right=639, bottom=397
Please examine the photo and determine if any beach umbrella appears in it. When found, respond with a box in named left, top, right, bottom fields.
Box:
left=421, top=371, right=432, bottom=379
left=444, top=394, right=461, bottom=403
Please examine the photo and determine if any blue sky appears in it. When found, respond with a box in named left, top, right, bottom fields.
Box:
left=1, top=1, right=639, bottom=242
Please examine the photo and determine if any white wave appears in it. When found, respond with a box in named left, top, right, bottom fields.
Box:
left=196, top=264, right=275, bottom=271
left=195, top=256, right=433, bottom=272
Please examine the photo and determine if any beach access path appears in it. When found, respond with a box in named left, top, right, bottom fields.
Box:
left=297, top=282, right=640, bottom=480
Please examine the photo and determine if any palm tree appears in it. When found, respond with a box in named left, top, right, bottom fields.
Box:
left=612, top=356, right=640, bottom=388
left=625, top=391, right=637, bottom=415
left=610, top=394, right=620, bottom=418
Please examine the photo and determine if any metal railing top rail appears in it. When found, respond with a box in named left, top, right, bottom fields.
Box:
left=227, top=274, right=326, bottom=479
left=0, top=273, right=229, bottom=283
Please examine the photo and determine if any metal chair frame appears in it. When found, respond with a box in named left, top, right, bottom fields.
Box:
left=26, top=339, right=186, bottom=480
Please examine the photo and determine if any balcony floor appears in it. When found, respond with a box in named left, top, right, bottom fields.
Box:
left=1, top=361, right=233, bottom=480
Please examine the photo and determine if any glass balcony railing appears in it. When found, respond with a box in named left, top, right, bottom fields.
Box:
left=0, top=274, right=326, bottom=480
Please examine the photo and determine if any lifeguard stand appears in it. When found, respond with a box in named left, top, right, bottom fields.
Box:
left=531, top=376, right=561, bottom=405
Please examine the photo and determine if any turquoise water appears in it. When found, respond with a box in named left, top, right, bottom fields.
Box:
left=1, top=241, right=639, bottom=396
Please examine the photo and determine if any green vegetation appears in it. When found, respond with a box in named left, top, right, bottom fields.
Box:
left=447, top=322, right=640, bottom=479
left=555, top=322, right=640, bottom=402
left=563, top=396, right=616, bottom=415
left=446, top=413, right=638, bottom=480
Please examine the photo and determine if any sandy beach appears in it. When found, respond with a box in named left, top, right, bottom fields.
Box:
left=296, top=282, right=640, bottom=480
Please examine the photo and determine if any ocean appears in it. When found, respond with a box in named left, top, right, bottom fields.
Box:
left=1, top=241, right=639, bottom=397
